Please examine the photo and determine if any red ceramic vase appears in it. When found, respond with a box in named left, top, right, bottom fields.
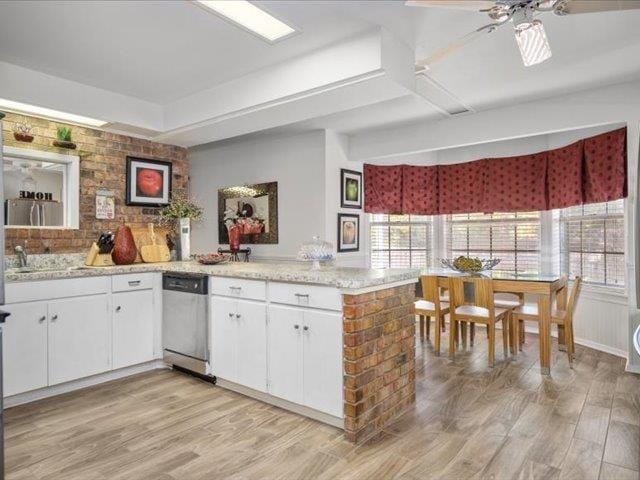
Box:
left=228, top=223, right=241, bottom=252
left=111, top=225, right=138, bottom=265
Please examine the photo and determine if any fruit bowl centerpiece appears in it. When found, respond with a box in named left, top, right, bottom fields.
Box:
left=194, top=253, right=228, bottom=265
left=298, top=236, right=335, bottom=270
left=442, top=256, right=500, bottom=273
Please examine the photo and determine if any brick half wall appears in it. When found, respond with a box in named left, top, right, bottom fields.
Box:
left=342, top=283, right=416, bottom=442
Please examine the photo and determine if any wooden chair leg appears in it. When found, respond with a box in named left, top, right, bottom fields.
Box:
left=441, top=316, right=446, bottom=332
left=566, top=321, right=575, bottom=368
left=455, top=321, right=460, bottom=347
left=434, top=315, right=441, bottom=356
left=461, top=321, right=468, bottom=349
left=557, top=324, right=566, bottom=352
left=426, top=315, right=431, bottom=339
left=510, top=313, right=518, bottom=355
left=501, top=317, right=509, bottom=358
left=470, top=323, right=475, bottom=346
left=449, top=317, right=456, bottom=359
left=519, top=319, right=525, bottom=349
left=488, top=322, right=495, bottom=368
left=419, top=315, right=425, bottom=340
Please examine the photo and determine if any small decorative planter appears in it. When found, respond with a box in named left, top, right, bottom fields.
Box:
left=53, top=140, right=77, bottom=150
left=14, top=132, right=34, bottom=143
left=13, top=123, right=34, bottom=143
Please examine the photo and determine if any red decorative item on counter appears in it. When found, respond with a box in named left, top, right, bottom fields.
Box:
left=228, top=223, right=241, bottom=252
left=111, top=225, right=138, bottom=265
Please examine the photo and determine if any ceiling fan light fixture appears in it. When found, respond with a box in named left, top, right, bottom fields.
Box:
left=514, top=20, right=552, bottom=67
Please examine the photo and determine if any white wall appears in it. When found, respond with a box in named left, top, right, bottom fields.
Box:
left=189, top=131, right=326, bottom=260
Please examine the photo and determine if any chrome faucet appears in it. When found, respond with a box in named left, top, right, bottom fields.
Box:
left=15, top=245, right=28, bottom=269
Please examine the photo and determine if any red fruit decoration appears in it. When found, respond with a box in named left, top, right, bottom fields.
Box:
left=137, top=169, right=163, bottom=197
left=112, top=225, right=138, bottom=265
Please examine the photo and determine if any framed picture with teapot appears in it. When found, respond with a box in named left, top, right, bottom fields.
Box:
left=337, top=213, right=359, bottom=252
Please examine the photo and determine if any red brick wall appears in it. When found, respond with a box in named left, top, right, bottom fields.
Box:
left=2, top=113, right=188, bottom=254
left=342, top=283, right=416, bottom=442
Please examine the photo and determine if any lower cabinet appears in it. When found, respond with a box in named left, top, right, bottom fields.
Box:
left=48, top=295, right=112, bottom=385
left=2, top=302, right=48, bottom=397
left=268, top=305, right=343, bottom=418
left=112, top=290, right=155, bottom=369
left=211, top=296, right=267, bottom=392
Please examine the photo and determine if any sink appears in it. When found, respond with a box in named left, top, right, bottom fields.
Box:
left=6, top=266, right=91, bottom=275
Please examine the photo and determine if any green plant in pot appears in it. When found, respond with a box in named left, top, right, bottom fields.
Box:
left=53, top=126, right=76, bottom=149
left=158, top=193, right=204, bottom=261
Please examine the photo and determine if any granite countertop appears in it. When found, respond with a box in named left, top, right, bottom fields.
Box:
left=5, top=261, right=421, bottom=290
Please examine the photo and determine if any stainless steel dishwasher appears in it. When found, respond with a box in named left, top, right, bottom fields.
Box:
left=162, top=273, right=212, bottom=377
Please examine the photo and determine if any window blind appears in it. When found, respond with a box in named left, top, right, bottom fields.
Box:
left=370, top=214, right=432, bottom=268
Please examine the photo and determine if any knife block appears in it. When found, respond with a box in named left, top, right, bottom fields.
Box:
left=85, top=242, right=115, bottom=267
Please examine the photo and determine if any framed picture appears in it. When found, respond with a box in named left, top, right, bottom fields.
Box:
left=125, top=157, right=172, bottom=206
left=218, top=182, right=278, bottom=244
left=340, top=169, right=362, bottom=209
left=337, top=213, right=359, bottom=252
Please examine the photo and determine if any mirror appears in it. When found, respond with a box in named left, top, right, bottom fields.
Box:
left=218, top=182, right=278, bottom=244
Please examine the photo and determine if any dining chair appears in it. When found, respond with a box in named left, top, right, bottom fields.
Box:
left=512, top=276, right=581, bottom=367
left=448, top=276, right=510, bottom=367
left=495, top=292, right=525, bottom=355
left=415, top=275, right=450, bottom=355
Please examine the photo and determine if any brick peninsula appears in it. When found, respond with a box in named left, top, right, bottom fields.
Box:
left=6, top=260, right=421, bottom=443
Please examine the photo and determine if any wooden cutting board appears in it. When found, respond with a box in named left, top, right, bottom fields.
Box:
left=140, top=224, right=171, bottom=263
left=131, top=225, right=171, bottom=263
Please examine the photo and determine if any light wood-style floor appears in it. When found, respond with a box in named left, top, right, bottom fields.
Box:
left=5, top=328, right=640, bottom=480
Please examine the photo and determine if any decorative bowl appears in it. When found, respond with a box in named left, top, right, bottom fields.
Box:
left=195, top=253, right=228, bottom=265
left=441, top=256, right=500, bottom=273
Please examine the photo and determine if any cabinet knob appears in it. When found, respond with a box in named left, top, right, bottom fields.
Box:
left=303, top=326, right=309, bottom=331
left=115, top=306, right=122, bottom=313
left=235, top=314, right=241, bottom=319
left=38, top=316, right=46, bottom=323
left=51, top=315, right=58, bottom=321
left=228, top=312, right=234, bottom=318
left=294, top=324, right=300, bottom=330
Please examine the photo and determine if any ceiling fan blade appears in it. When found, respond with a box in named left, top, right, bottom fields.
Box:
left=405, top=0, right=496, bottom=11
left=415, top=24, right=500, bottom=67
left=554, top=0, right=640, bottom=15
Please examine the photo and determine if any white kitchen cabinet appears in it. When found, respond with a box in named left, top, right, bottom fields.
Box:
left=48, top=295, right=111, bottom=385
left=112, top=289, right=154, bottom=369
left=211, top=296, right=267, bottom=392
left=267, top=305, right=343, bottom=417
left=2, top=302, right=48, bottom=396
left=302, top=309, right=343, bottom=417
left=266, top=305, right=303, bottom=404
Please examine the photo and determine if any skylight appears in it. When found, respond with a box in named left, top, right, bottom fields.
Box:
left=0, top=98, right=108, bottom=127
left=195, top=0, right=296, bottom=42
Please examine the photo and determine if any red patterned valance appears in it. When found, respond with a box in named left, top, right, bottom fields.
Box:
left=481, top=152, right=547, bottom=213
left=402, top=165, right=438, bottom=215
left=363, top=164, right=402, bottom=214
left=363, top=127, right=627, bottom=215
left=438, top=160, right=486, bottom=214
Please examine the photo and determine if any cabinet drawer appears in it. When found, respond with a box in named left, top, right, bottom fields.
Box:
left=268, top=282, right=342, bottom=311
left=6, top=276, right=109, bottom=304
left=112, top=273, right=156, bottom=292
left=210, top=277, right=266, bottom=301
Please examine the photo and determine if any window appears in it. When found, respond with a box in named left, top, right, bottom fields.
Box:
left=559, top=200, right=625, bottom=287
left=445, top=212, right=541, bottom=276
left=370, top=214, right=432, bottom=268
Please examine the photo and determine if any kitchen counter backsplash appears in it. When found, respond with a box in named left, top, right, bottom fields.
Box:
left=4, top=253, right=86, bottom=271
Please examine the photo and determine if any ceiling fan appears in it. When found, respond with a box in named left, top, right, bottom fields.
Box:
left=408, top=0, right=640, bottom=68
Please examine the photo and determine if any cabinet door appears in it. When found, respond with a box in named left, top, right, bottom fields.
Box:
left=235, top=300, right=267, bottom=392
left=2, top=302, right=48, bottom=396
left=48, top=295, right=111, bottom=385
left=211, top=296, right=237, bottom=382
left=113, top=290, right=154, bottom=369
left=303, top=310, right=343, bottom=417
left=267, top=305, right=303, bottom=404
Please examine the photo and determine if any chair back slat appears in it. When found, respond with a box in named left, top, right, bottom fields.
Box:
left=420, top=275, right=442, bottom=314
left=566, top=276, right=582, bottom=320
left=472, top=277, right=495, bottom=315
left=448, top=277, right=466, bottom=309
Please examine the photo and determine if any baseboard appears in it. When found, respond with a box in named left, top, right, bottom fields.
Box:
left=216, top=378, right=344, bottom=429
left=625, top=360, right=640, bottom=374
left=4, top=360, right=167, bottom=408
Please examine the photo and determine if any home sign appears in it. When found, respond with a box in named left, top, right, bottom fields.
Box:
left=19, top=190, right=53, bottom=201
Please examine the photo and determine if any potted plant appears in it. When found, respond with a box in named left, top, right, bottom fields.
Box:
left=158, top=193, right=203, bottom=260
left=13, top=123, right=34, bottom=143
left=53, top=126, right=76, bottom=149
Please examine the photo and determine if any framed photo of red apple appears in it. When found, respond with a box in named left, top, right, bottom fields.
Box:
left=340, top=169, right=362, bottom=209
left=337, top=213, right=359, bottom=252
left=125, top=157, right=172, bottom=206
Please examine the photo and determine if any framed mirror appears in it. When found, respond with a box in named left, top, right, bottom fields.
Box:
left=218, top=182, right=278, bottom=244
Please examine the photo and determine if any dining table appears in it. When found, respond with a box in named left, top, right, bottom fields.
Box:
left=419, top=268, right=567, bottom=375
